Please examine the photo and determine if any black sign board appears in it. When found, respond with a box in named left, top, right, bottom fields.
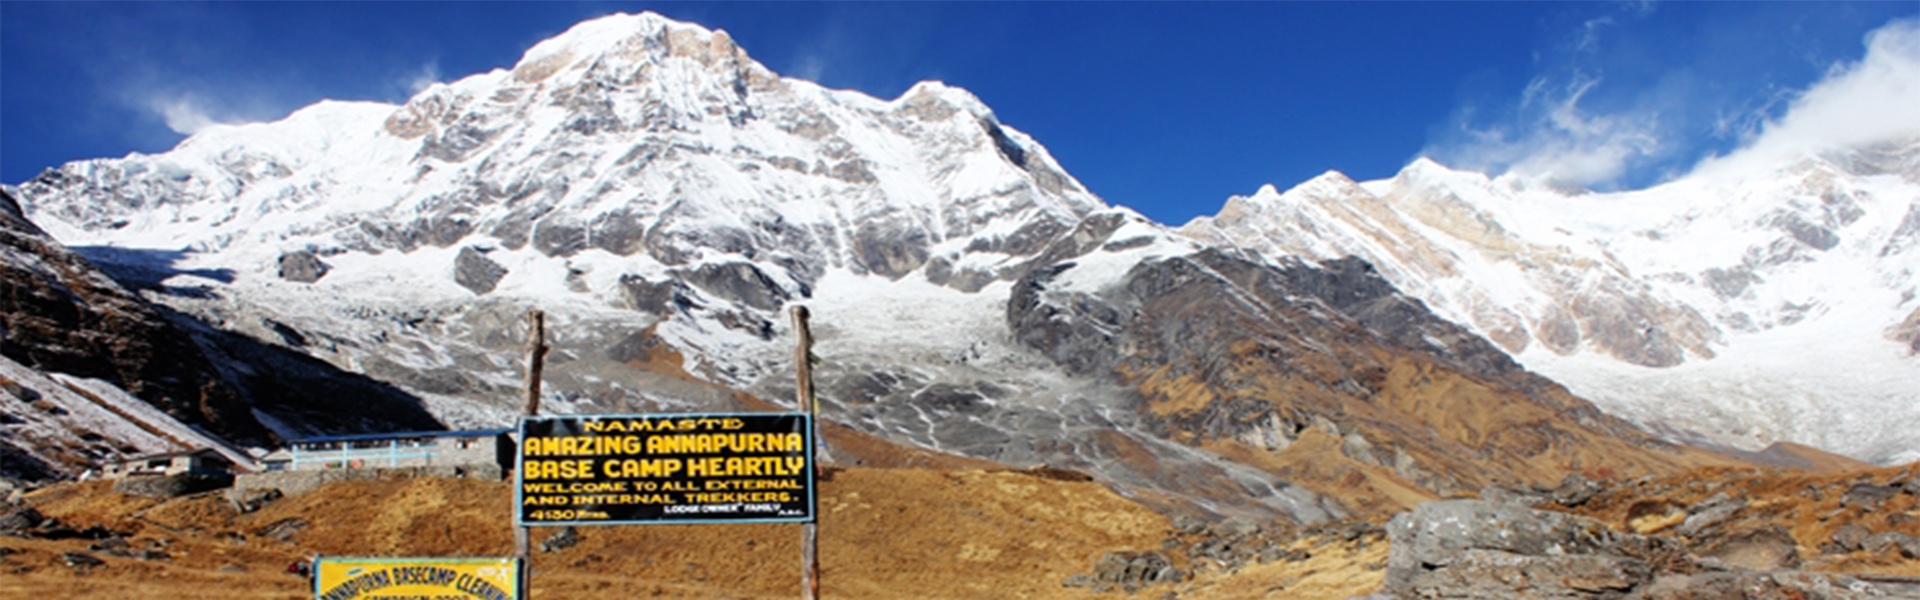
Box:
left=515, top=413, right=815, bottom=525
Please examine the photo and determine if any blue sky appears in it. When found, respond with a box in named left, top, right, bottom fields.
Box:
left=3, top=2, right=1915, bottom=224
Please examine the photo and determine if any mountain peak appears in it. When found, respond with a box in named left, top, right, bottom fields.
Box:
left=510, top=12, right=756, bottom=85
left=897, top=81, right=996, bottom=122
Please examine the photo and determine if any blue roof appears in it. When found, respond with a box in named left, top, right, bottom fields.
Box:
left=291, top=428, right=512, bottom=444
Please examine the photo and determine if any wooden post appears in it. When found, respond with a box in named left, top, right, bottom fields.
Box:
left=517, top=309, right=549, bottom=597
left=791, top=306, right=820, bottom=600
left=524, top=309, right=549, bottom=416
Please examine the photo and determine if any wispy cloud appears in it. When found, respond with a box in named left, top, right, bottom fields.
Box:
left=1428, top=74, right=1669, bottom=191
left=146, top=94, right=228, bottom=135
left=1423, top=5, right=1914, bottom=191
left=1425, top=4, right=1671, bottom=190
left=1699, top=17, right=1920, bottom=174
left=403, top=60, right=443, bottom=96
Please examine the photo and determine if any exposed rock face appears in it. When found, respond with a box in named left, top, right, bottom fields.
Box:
left=453, top=247, right=508, bottom=294
left=1891, top=304, right=1920, bottom=355
left=679, top=261, right=789, bottom=311
left=1180, top=145, right=1920, bottom=464
left=1385, top=498, right=1911, bottom=600
left=1387, top=500, right=1648, bottom=599
left=276, top=250, right=330, bottom=283
left=1692, top=525, right=1800, bottom=571
left=0, top=190, right=270, bottom=447
left=2, top=190, right=444, bottom=475
left=1008, top=245, right=1690, bottom=500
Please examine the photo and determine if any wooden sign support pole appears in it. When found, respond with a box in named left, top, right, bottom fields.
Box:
left=517, top=309, right=549, bottom=597
left=791, top=306, right=820, bottom=600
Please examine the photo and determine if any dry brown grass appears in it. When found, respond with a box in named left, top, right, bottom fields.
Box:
left=3, top=468, right=1181, bottom=599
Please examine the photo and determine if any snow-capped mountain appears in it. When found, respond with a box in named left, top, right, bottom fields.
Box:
left=1183, top=141, right=1920, bottom=464
left=4, top=11, right=1883, bottom=519
left=6, top=13, right=1342, bottom=518
left=11, top=11, right=1115, bottom=408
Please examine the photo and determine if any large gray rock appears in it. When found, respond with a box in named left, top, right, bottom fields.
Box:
left=453, top=246, right=508, bottom=294
left=1386, top=500, right=1648, bottom=599
left=1692, top=525, right=1800, bottom=571
left=1638, top=571, right=1904, bottom=600
left=1831, top=523, right=1871, bottom=552
left=1863, top=531, right=1910, bottom=554
left=1677, top=494, right=1747, bottom=538
left=276, top=250, right=330, bottom=283
left=1840, top=483, right=1900, bottom=510
left=1087, top=550, right=1184, bottom=593
left=0, top=503, right=45, bottom=535
left=678, top=261, right=790, bottom=311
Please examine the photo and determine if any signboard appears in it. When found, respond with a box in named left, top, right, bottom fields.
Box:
left=312, top=556, right=521, bottom=600
left=515, top=413, right=815, bottom=525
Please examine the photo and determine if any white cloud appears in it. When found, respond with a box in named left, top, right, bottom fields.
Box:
left=404, top=60, right=442, bottom=95
left=1425, top=9, right=1917, bottom=192
left=1429, top=73, right=1664, bottom=190
left=1695, top=17, right=1920, bottom=175
left=1577, top=17, right=1616, bottom=53
left=146, top=94, right=230, bottom=135
left=791, top=53, right=828, bottom=83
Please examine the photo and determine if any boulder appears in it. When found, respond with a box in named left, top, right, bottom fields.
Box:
left=1831, top=523, right=1871, bottom=552
left=1692, top=525, right=1801, bottom=570
left=1862, top=531, right=1910, bottom=554
left=1840, top=483, right=1901, bottom=510
left=1551, top=473, right=1605, bottom=508
left=1677, top=494, right=1746, bottom=538
left=257, top=517, right=308, bottom=542
left=1088, top=550, right=1184, bottom=593
left=1386, top=500, right=1647, bottom=599
left=276, top=250, right=330, bottom=283
left=0, top=503, right=45, bottom=535
left=1639, top=571, right=1899, bottom=600
left=540, top=526, right=580, bottom=553
left=62, top=551, right=105, bottom=570
left=453, top=246, right=507, bottom=294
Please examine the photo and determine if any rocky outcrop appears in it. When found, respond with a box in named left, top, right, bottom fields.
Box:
left=453, top=246, right=508, bottom=294
left=1385, top=498, right=1914, bottom=600
left=276, top=250, right=330, bottom=283
left=1008, top=245, right=1689, bottom=503
left=1, top=189, right=270, bottom=447
left=1386, top=500, right=1640, bottom=598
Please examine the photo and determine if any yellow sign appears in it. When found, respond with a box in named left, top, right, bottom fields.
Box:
left=313, top=557, right=520, bottom=600
left=516, top=413, right=815, bottom=525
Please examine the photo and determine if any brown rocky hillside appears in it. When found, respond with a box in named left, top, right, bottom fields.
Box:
left=5, top=460, right=1917, bottom=599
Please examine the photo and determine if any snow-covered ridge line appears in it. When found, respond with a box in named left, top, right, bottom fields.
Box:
left=6, top=9, right=1915, bottom=489
left=1182, top=145, right=1920, bottom=464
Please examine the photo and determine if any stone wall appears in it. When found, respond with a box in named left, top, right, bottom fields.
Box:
left=112, top=473, right=234, bottom=498
left=231, top=464, right=504, bottom=499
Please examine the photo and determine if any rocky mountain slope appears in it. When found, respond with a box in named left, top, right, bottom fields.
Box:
left=1183, top=145, right=1920, bottom=464
left=1, top=188, right=444, bottom=479
left=0, top=12, right=1849, bottom=520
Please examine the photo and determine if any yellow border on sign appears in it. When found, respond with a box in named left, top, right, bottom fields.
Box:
left=312, top=556, right=521, bottom=600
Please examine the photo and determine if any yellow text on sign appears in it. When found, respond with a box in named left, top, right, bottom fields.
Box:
left=313, top=558, right=519, bottom=600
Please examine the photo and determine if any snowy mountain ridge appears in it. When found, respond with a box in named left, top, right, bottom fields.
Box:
left=1183, top=140, right=1920, bottom=463
left=4, top=11, right=1912, bottom=509
left=16, top=12, right=1106, bottom=388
